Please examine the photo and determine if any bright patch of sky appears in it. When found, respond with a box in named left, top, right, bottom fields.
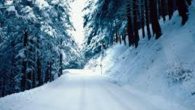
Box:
left=70, top=0, right=87, bottom=48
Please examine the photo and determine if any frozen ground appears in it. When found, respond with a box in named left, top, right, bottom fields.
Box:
left=0, top=70, right=192, bottom=110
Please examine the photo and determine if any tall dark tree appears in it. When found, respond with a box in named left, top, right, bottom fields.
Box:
left=160, top=0, right=167, bottom=21
left=36, top=36, right=42, bottom=86
left=122, top=32, right=127, bottom=45
left=133, top=0, right=140, bottom=47
left=168, top=0, right=174, bottom=19
left=141, top=0, right=146, bottom=38
left=37, top=57, right=42, bottom=86
left=127, top=0, right=134, bottom=46
left=0, top=77, right=5, bottom=97
left=59, top=39, right=63, bottom=77
left=145, top=0, right=152, bottom=40
left=21, top=30, right=28, bottom=91
left=45, top=61, right=52, bottom=83
left=59, top=53, right=63, bottom=76
left=149, top=0, right=162, bottom=39
left=176, top=0, right=189, bottom=25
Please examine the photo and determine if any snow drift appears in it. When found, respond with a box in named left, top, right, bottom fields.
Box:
left=85, top=2, right=195, bottom=108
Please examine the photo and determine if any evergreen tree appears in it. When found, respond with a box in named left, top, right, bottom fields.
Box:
left=141, top=0, right=146, bottom=38
left=145, top=0, right=152, bottom=40
left=127, top=0, right=134, bottom=46
left=168, top=0, right=174, bottom=19
left=176, top=0, right=189, bottom=25
left=0, top=0, right=82, bottom=97
left=84, top=0, right=191, bottom=49
left=133, top=0, right=139, bottom=47
left=149, top=0, right=162, bottom=39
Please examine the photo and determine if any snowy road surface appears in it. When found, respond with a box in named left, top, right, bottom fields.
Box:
left=0, top=70, right=191, bottom=110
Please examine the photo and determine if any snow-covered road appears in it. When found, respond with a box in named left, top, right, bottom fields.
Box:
left=0, top=70, right=191, bottom=110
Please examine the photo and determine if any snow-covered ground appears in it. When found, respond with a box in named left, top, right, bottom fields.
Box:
left=0, top=70, right=192, bottom=110
left=85, top=2, right=195, bottom=109
left=1, top=2, right=195, bottom=110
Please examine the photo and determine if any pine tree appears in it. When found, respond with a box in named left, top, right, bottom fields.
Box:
left=168, top=0, right=174, bottom=19
left=141, top=0, right=146, bottom=38
left=45, top=61, right=52, bottom=83
left=145, top=0, right=151, bottom=40
left=176, top=0, right=189, bottom=25
left=59, top=53, right=63, bottom=76
left=36, top=36, right=43, bottom=86
left=0, top=77, right=5, bottom=97
left=59, top=39, right=63, bottom=77
left=149, top=0, right=162, bottom=39
left=133, top=0, right=139, bottom=47
left=37, top=57, right=42, bottom=86
left=160, top=0, right=167, bottom=21
left=21, top=29, right=28, bottom=91
left=0, top=0, right=77, bottom=97
left=122, top=32, right=127, bottom=45
left=127, top=0, right=134, bottom=46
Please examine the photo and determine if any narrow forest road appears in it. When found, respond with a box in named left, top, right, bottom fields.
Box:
left=0, top=70, right=190, bottom=110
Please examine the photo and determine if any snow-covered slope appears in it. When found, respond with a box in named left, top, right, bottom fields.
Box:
left=85, top=3, right=195, bottom=108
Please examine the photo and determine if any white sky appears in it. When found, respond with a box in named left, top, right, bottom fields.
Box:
left=70, top=0, right=87, bottom=48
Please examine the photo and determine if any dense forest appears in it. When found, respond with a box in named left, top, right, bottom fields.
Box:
left=0, top=0, right=84, bottom=97
left=83, top=0, right=192, bottom=59
left=0, top=0, right=192, bottom=97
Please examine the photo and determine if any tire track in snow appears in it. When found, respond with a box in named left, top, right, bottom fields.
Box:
left=100, top=79, right=162, bottom=110
left=81, top=76, right=133, bottom=110
left=84, top=77, right=103, bottom=110
left=99, top=80, right=133, bottom=110
left=86, top=76, right=122, bottom=110
left=79, top=77, right=86, bottom=110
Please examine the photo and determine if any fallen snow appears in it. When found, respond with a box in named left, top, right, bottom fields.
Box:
left=85, top=3, right=195, bottom=109
left=1, top=1, right=195, bottom=110
left=0, top=70, right=192, bottom=110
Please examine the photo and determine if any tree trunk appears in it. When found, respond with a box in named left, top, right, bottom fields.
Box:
left=127, top=1, right=134, bottom=46
left=141, top=0, right=145, bottom=38
left=133, top=0, right=139, bottom=47
left=49, top=62, right=52, bottom=82
left=161, top=0, right=166, bottom=21
left=168, top=0, right=174, bottom=19
left=122, top=32, right=127, bottom=45
left=176, top=0, right=189, bottom=25
left=149, top=0, right=162, bottom=39
left=59, top=52, right=63, bottom=77
left=37, top=57, right=42, bottom=86
left=21, top=30, right=28, bottom=91
left=45, top=62, right=51, bottom=83
left=145, top=0, right=151, bottom=40
left=0, top=77, right=4, bottom=97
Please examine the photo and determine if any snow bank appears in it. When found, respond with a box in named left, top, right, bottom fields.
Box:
left=85, top=4, right=195, bottom=108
